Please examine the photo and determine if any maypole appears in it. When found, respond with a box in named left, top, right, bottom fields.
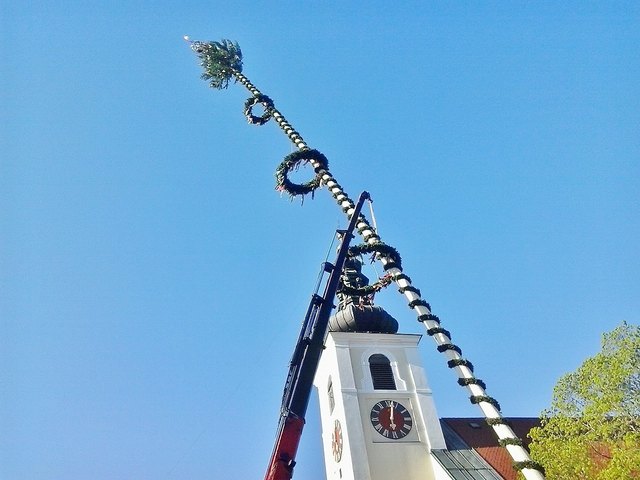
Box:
left=186, top=37, right=546, bottom=480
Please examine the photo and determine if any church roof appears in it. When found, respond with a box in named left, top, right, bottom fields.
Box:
left=432, top=448, right=502, bottom=479
left=440, top=417, right=541, bottom=480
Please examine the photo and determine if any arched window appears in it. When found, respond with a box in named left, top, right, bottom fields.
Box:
left=369, top=354, right=396, bottom=390
left=328, top=377, right=335, bottom=414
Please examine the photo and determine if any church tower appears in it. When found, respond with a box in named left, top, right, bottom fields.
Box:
left=315, top=332, right=451, bottom=480
left=313, top=258, right=450, bottom=480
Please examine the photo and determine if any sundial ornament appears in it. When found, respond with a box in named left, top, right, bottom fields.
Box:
left=187, top=37, right=546, bottom=480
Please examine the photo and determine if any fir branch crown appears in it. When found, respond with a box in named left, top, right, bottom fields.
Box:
left=189, top=38, right=243, bottom=89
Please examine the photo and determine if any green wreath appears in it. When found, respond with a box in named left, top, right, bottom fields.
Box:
left=244, top=94, right=274, bottom=125
left=347, top=242, right=402, bottom=269
left=338, top=273, right=393, bottom=297
left=335, top=242, right=400, bottom=296
left=275, top=149, right=329, bottom=198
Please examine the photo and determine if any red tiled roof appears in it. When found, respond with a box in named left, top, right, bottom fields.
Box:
left=442, top=417, right=541, bottom=480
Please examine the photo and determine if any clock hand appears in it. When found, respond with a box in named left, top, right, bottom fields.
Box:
left=389, top=402, right=397, bottom=430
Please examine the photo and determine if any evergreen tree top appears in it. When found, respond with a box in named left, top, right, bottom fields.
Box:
left=186, top=37, right=243, bottom=90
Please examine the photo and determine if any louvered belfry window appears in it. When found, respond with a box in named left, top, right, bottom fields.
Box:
left=369, top=354, right=396, bottom=390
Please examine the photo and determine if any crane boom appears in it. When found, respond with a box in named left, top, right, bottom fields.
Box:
left=264, top=191, right=371, bottom=480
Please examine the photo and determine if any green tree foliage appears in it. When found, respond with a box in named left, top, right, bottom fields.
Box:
left=189, top=39, right=243, bottom=90
left=528, top=322, right=640, bottom=479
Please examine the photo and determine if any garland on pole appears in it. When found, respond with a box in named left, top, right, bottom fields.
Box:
left=398, top=285, right=421, bottom=296
left=448, top=358, right=474, bottom=372
left=486, top=417, right=507, bottom=426
left=470, top=395, right=501, bottom=411
left=514, top=460, right=546, bottom=475
left=437, top=343, right=463, bottom=355
left=426, top=326, right=451, bottom=338
left=458, top=377, right=487, bottom=389
left=408, top=299, right=431, bottom=310
left=393, top=272, right=412, bottom=283
left=419, top=313, right=440, bottom=324
left=499, top=437, right=524, bottom=447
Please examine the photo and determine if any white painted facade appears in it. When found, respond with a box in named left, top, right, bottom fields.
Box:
left=314, top=332, right=454, bottom=480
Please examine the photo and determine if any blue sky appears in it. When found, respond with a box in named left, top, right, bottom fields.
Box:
left=2, top=2, right=639, bottom=479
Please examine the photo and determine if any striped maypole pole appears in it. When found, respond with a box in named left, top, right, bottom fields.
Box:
left=187, top=37, right=546, bottom=480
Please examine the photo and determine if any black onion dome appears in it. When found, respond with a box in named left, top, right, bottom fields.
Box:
left=329, top=304, right=398, bottom=334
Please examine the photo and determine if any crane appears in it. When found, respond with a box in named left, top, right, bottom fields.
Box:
left=264, top=191, right=370, bottom=480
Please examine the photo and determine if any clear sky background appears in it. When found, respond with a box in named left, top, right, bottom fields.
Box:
left=2, top=2, right=638, bottom=479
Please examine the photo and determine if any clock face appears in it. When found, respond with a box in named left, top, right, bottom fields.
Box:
left=331, top=419, right=343, bottom=462
left=370, top=400, right=413, bottom=440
